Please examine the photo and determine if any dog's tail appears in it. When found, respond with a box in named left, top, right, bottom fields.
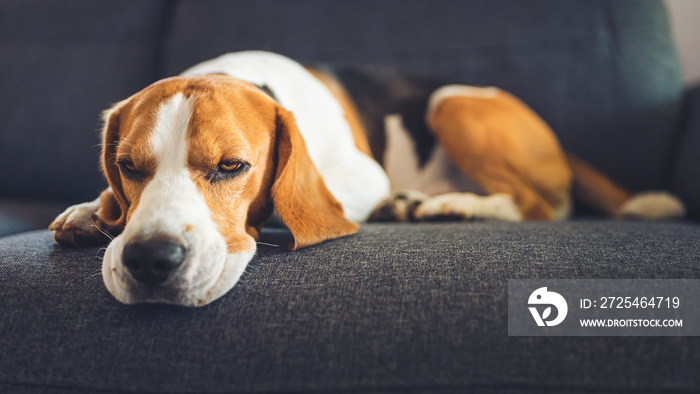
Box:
left=565, top=152, right=685, bottom=219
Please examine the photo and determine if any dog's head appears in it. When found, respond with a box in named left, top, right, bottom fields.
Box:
left=97, top=75, right=357, bottom=306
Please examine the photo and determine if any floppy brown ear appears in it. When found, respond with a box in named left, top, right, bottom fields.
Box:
left=97, top=101, right=130, bottom=232
left=271, top=106, right=358, bottom=250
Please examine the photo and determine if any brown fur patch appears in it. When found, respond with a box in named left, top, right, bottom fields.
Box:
left=427, top=89, right=572, bottom=220
left=271, top=106, right=358, bottom=250
left=565, top=152, right=631, bottom=217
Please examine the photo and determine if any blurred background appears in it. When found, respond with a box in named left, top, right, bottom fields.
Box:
left=666, top=0, right=700, bottom=85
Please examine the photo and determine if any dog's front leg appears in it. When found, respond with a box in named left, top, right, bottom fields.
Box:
left=368, top=190, right=428, bottom=222
left=413, top=192, right=522, bottom=222
left=49, top=187, right=120, bottom=247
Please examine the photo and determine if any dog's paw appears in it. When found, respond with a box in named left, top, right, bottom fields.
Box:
left=414, top=192, right=522, bottom=222
left=413, top=192, right=479, bottom=222
left=368, top=190, right=428, bottom=222
left=49, top=199, right=111, bottom=247
left=620, top=191, right=685, bottom=220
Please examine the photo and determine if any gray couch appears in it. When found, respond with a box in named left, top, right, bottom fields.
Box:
left=2, top=1, right=699, bottom=392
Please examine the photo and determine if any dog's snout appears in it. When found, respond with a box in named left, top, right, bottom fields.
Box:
left=122, top=240, right=186, bottom=287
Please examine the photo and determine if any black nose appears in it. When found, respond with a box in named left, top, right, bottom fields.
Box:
left=122, top=240, right=186, bottom=287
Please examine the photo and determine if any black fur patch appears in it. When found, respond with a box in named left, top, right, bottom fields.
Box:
left=254, top=83, right=277, bottom=101
left=320, top=65, right=453, bottom=167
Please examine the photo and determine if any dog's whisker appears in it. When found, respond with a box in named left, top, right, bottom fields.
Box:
left=256, top=241, right=280, bottom=247
left=90, top=217, right=115, bottom=241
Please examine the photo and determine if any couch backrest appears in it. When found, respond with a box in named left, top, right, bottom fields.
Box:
left=0, top=0, right=684, bottom=206
left=0, top=0, right=168, bottom=202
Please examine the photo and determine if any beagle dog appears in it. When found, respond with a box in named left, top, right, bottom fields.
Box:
left=49, top=51, right=684, bottom=306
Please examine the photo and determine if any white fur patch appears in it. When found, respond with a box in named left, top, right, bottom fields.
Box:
left=383, top=114, right=421, bottom=191
left=552, top=196, right=572, bottom=221
left=620, top=191, right=685, bottom=220
left=414, top=192, right=523, bottom=222
left=427, top=84, right=499, bottom=121
left=148, top=93, right=191, bottom=175
left=383, top=114, right=483, bottom=196
left=102, top=94, right=255, bottom=306
left=51, top=196, right=101, bottom=232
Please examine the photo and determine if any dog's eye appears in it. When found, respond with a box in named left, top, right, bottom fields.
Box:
left=209, top=160, right=250, bottom=182
left=120, top=160, right=136, bottom=172
left=219, top=162, right=244, bottom=172
left=117, top=160, right=144, bottom=181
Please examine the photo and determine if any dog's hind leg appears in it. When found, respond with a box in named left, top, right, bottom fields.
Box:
left=425, top=85, right=573, bottom=221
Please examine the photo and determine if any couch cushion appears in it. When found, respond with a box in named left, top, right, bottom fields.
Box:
left=0, top=0, right=169, bottom=202
left=163, top=0, right=683, bottom=194
left=1, top=222, right=698, bottom=393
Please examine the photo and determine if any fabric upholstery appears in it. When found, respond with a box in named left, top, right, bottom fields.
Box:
left=0, top=0, right=170, bottom=202
left=0, top=1, right=698, bottom=392
left=1, top=222, right=699, bottom=393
